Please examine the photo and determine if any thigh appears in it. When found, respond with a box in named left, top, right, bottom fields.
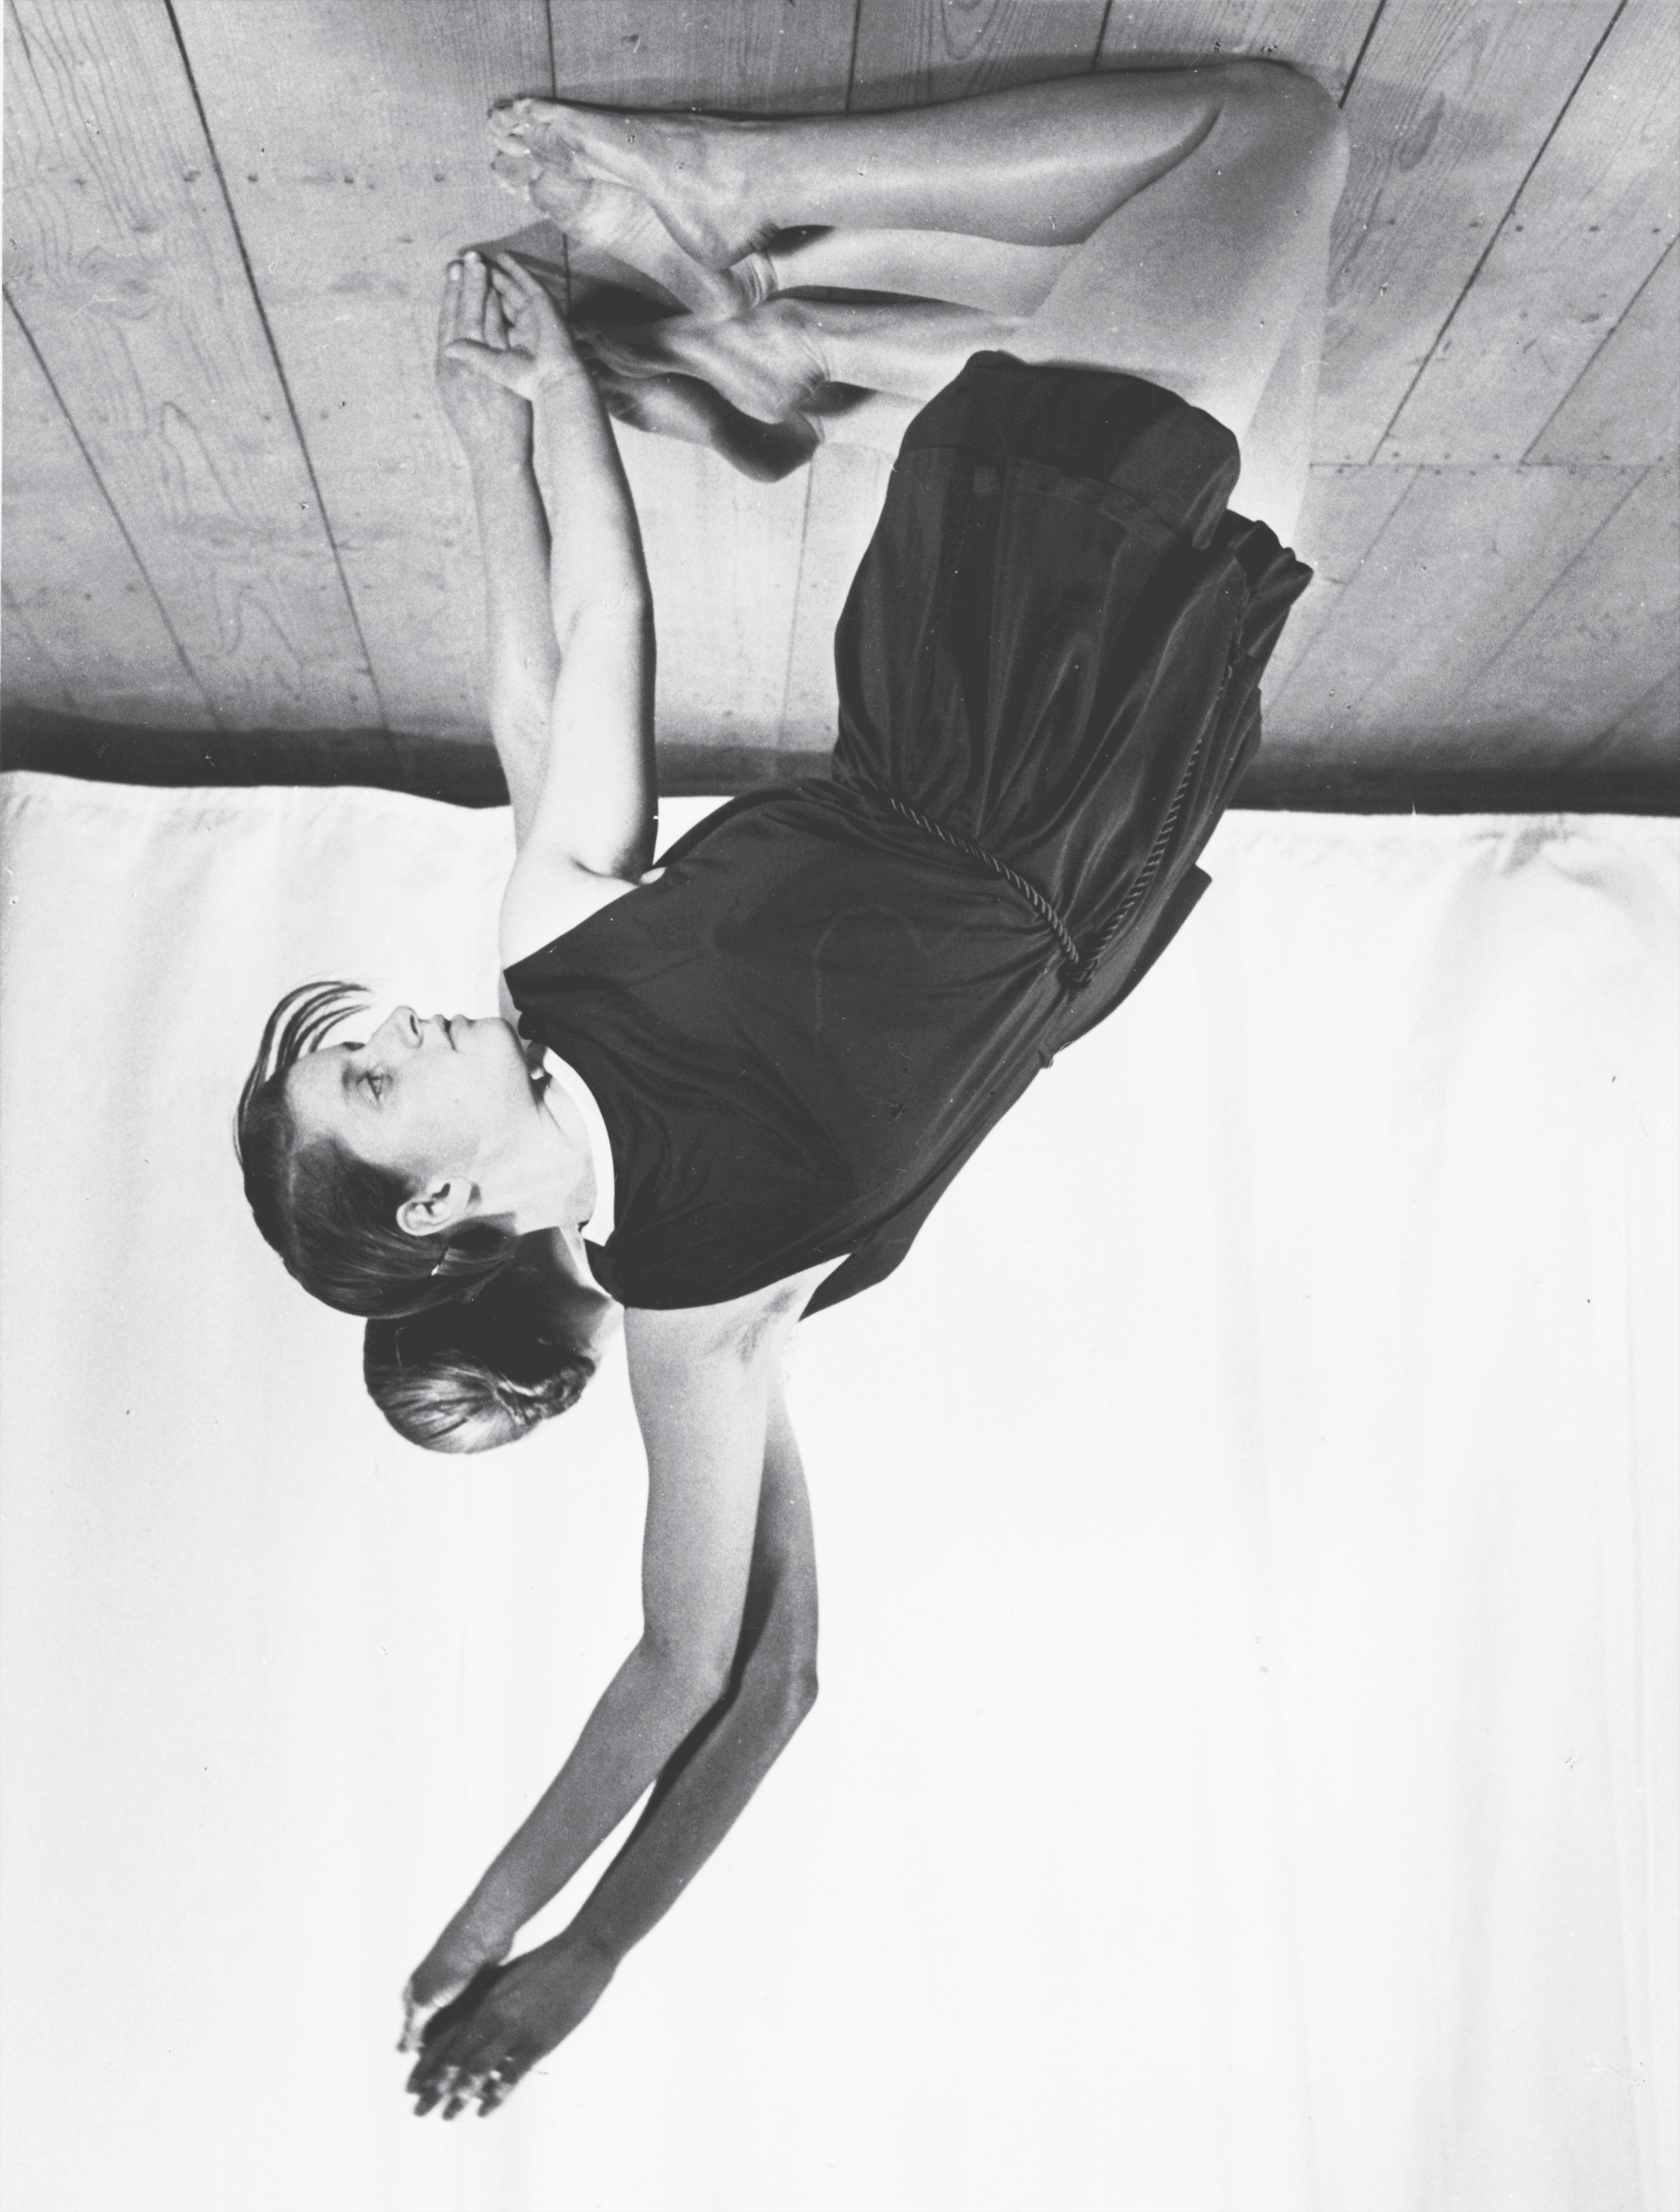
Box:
left=1228, top=250, right=1327, bottom=546
left=1011, top=64, right=1346, bottom=456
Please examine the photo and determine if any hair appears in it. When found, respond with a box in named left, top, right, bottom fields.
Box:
left=235, top=981, right=514, bottom=1319
left=362, top=1244, right=598, bottom=1455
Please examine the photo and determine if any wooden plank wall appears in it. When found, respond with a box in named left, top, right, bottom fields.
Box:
left=4, top=0, right=1676, bottom=799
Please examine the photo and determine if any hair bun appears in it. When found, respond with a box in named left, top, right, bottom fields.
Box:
left=363, top=1248, right=596, bottom=1455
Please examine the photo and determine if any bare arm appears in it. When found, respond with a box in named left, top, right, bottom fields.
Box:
left=405, top=1376, right=819, bottom=2116
left=397, top=1288, right=805, bottom=2060
left=572, top=1379, right=818, bottom=1961
left=442, top=252, right=658, bottom=964
left=434, top=255, right=558, bottom=847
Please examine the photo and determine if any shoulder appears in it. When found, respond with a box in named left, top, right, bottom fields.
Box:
left=625, top=1260, right=841, bottom=1372
left=500, top=856, right=666, bottom=973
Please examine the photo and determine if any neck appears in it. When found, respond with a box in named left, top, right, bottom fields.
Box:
left=477, top=1088, right=595, bottom=1237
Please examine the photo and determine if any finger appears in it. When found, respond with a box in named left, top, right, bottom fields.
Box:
left=476, top=2061, right=520, bottom=2116
left=410, top=2069, right=454, bottom=2119
left=406, top=2019, right=469, bottom=2095
left=489, top=250, right=544, bottom=302
left=408, top=2011, right=498, bottom=2099
left=487, top=263, right=529, bottom=316
left=443, top=340, right=523, bottom=391
left=483, top=279, right=508, bottom=349
left=436, top=260, right=464, bottom=357
left=458, top=251, right=489, bottom=344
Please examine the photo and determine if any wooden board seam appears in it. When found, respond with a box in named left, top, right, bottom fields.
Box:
left=161, top=1, right=390, bottom=727
left=1368, top=0, right=1642, bottom=457
left=1524, top=237, right=1674, bottom=462
left=1, top=289, right=204, bottom=712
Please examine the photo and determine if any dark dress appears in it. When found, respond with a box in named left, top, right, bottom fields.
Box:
left=505, top=355, right=1311, bottom=1315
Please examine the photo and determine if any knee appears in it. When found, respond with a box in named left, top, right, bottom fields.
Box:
left=1220, top=60, right=1349, bottom=195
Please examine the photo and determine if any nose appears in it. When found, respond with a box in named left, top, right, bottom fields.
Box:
left=373, top=1005, right=422, bottom=1048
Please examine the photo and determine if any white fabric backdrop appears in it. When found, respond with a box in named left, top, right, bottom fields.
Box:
left=1, top=769, right=1674, bottom=2212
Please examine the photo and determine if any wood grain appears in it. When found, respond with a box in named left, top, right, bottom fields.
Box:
left=1440, top=460, right=1680, bottom=758
left=172, top=0, right=552, bottom=737
left=615, top=431, right=814, bottom=750
left=1258, top=461, right=1417, bottom=716
left=552, top=0, right=858, bottom=111
left=3, top=0, right=380, bottom=728
left=1378, top=0, right=1680, bottom=463
left=1321, top=0, right=1620, bottom=465
left=1099, top=1, right=1383, bottom=98
left=1599, top=664, right=1679, bottom=752
left=850, top=0, right=1107, bottom=110
left=1264, top=461, right=1642, bottom=753
left=1, top=590, right=74, bottom=718
left=551, top=0, right=860, bottom=755
left=1, top=296, right=207, bottom=725
left=780, top=443, right=893, bottom=746
left=1531, top=237, right=1680, bottom=465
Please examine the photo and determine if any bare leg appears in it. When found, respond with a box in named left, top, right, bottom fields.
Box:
left=504, top=66, right=1345, bottom=460
left=587, top=297, right=1016, bottom=421
left=489, top=147, right=772, bottom=320
left=1005, top=68, right=1346, bottom=446
left=1226, top=254, right=1327, bottom=546
left=493, top=72, right=1247, bottom=265
left=511, top=66, right=1346, bottom=534
left=765, top=228, right=1071, bottom=318
left=583, top=358, right=822, bottom=481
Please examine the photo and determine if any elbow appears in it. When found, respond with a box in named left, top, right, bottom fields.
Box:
left=553, top=589, right=652, bottom=658
left=643, top=1638, right=734, bottom=1730
left=784, top=1657, right=819, bottom=1732
left=764, top=1646, right=819, bottom=1740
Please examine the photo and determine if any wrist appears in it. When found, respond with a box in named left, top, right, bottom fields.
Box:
left=465, top=413, right=533, bottom=464
left=552, top=1919, right=625, bottom=1978
left=450, top=1886, right=522, bottom=1965
left=531, top=359, right=590, bottom=404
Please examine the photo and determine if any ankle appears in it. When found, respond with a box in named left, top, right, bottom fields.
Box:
left=705, top=114, right=783, bottom=252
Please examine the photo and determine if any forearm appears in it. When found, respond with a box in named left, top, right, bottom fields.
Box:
left=468, top=440, right=558, bottom=846
left=532, top=363, right=651, bottom=641
left=452, top=1640, right=722, bottom=1956
left=566, top=1376, right=819, bottom=1966
left=566, top=1587, right=816, bottom=1966
left=519, top=363, right=657, bottom=880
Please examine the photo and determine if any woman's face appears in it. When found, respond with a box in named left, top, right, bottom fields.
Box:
left=284, top=1006, right=537, bottom=1189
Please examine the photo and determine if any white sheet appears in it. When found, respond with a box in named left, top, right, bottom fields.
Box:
left=1, top=771, right=1674, bottom=2212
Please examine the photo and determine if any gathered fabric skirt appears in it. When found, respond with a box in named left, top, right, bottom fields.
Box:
left=829, top=350, right=1311, bottom=1036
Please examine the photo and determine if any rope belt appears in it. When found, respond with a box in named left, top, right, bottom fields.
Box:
left=873, top=790, right=1084, bottom=976
left=867, top=722, right=1209, bottom=997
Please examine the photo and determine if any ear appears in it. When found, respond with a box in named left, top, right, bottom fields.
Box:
left=395, top=1177, right=477, bottom=1241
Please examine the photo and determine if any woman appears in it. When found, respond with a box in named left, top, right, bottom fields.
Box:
left=236, top=64, right=1346, bottom=2116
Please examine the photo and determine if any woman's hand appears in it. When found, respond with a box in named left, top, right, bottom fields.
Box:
left=397, top=1914, right=514, bottom=2058
left=405, top=1934, right=617, bottom=2119
left=445, top=251, right=585, bottom=402
left=434, top=254, right=530, bottom=466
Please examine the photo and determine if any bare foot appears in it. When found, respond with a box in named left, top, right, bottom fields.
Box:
left=490, top=148, right=772, bottom=322
left=583, top=298, right=830, bottom=425
left=490, top=97, right=766, bottom=271
left=585, top=358, right=820, bottom=482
